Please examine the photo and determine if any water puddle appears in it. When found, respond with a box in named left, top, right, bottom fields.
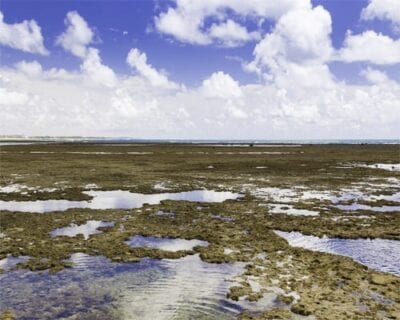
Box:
left=126, top=236, right=208, bottom=252
left=275, top=231, right=400, bottom=276
left=254, top=187, right=400, bottom=213
left=0, top=190, right=241, bottom=213
left=0, top=253, right=250, bottom=319
left=355, top=163, right=400, bottom=172
left=268, top=204, right=319, bottom=216
left=0, top=256, right=30, bottom=271
left=50, top=220, right=114, bottom=240
left=335, top=204, right=400, bottom=212
left=0, top=142, right=33, bottom=146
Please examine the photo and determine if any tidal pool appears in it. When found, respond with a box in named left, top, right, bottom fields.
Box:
left=275, top=231, right=400, bottom=276
left=0, top=253, right=248, bottom=319
left=0, top=190, right=241, bottom=213
left=357, top=163, right=400, bottom=172
left=126, top=236, right=209, bottom=252
left=50, top=220, right=114, bottom=240
left=254, top=187, right=400, bottom=213
left=268, top=204, right=319, bottom=216
left=335, top=204, right=400, bottom=212
left=0, top=255, right=30, bottom=271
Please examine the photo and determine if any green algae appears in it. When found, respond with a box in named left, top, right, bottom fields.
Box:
left=0, top=310, right=15, bottom=320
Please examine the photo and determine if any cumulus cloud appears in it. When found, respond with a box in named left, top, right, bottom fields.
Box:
left=56, top=11, right=117, bottom=88
left=208, top=20, right=260, bottom=47
left=155, top=0, right=309, bottom=46
left=0, top=11, right=48, bottom=55
left=360, top=67, right=392, bottom=84
left=56, top=11, right=94, bottom=58
left=80, top=48, right=117, bottom=87
left=2, top=3, right=400, bottom=139
left=200, top=71, right=247, bottom=119
left=361, top=0, right=400, bottom=32
left=2, top=61, right=399, bottom=139
left=201, top=71, right=242, bottom=99
left=15, top=60, right=43, bottom=78
left=0, top=87, right=30, bottom=106
left=245, top=4, right=334, bottom=96
left=126, top=48, right=179, bottom=89
left=338, top=31, right=400, bottom=65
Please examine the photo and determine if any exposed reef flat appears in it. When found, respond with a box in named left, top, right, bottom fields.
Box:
left=0, top=143, right=399, bottom=319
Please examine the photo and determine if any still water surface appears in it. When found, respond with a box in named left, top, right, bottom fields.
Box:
left=275, top=231, right=400, bottom=276
left=0, top=190, right=241, bottom=213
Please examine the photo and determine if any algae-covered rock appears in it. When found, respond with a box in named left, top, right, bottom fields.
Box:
left=0, top=310, right=16, bottom=320
left=371, top=274, right=392, bottom=286
left=290, top=302, right=312, bottom=316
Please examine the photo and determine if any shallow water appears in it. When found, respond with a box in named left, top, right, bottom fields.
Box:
left=335, top=204, right=400, bottom=212
left=254, top=187, right=400, bottom=213
left=275, top=231, right=400, bottom=276
left=0, top=255, right=30, bottom=271
left=50, top=220, right=114, bottom=240
left=0, top=253, right=247, bottom=319
left=0, top=142, right=34, bottom=146
left=0, top=190, right=241, bottom=213
left=268, top=204, right=319, bottom=216
left=126, top=235, right=209, bottom=252
left=357, top=163, right=400, bottom=172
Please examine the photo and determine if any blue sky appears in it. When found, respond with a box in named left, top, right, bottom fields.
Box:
left=1, top=0, right=257, bottom=85
left=1, top=0, right=398, bottom=85
left=0, top=0, right=399, bottom=138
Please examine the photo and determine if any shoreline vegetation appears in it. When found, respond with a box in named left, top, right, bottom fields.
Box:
left=0, top=143, right=399, bottom=319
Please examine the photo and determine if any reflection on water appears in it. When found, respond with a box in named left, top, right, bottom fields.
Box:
left=357, top=163, right=400, bottom=172
left=0, top=254, right=247, bottom=319
left=50, top=220, right=114, bottom=240
left=0, top=255, right=30, bottom=271
left=254, top=187, right=400, bottom=214
left=335, top=204, right=400, bottom=212
left=275, top=231, right=400, bottom=276
left=126, top=235, right=209, bottom=252
left=268, top=204, right=319, bottom=216
left=0, top=190, right=241, bottom=213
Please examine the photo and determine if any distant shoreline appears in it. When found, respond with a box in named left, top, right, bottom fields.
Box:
left=0, top=139, right=399, bottom=145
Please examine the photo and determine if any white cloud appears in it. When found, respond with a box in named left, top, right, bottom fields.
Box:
left=201, top=71, right=242, bottom=99
left=56, top=11, right=94, bottom=58
left=80, top=48, right=117, bottom=88
left=155, top=6, right=210, bottom=45
left=0, top=88, right=30, bottom=106
left=361, top=0, right=400, bottom=32
left=110, top=88, right=138, bottom=117
left=245, top=4, right=334, bottom=95
left=155, top=0, right=310, bottom=46
left=2, top=61, right=399, bottom=139
left=15, top=60, right=43, bottom=78
left=338, top=31, right=400, bottom=65
left=0, top=11, right=48, bottom=55
left=126, top=48, right=179, bottom=89
left=360, top=67, right=391, bottom=84
left=55, top=12, right=116, bottom=88
left=1, top=3, right=399, bottom=139
left=209, top=20, right=260, bottom=47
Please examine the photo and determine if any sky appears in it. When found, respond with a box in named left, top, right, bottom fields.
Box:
left=0, top=0, right=399, bottom=139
